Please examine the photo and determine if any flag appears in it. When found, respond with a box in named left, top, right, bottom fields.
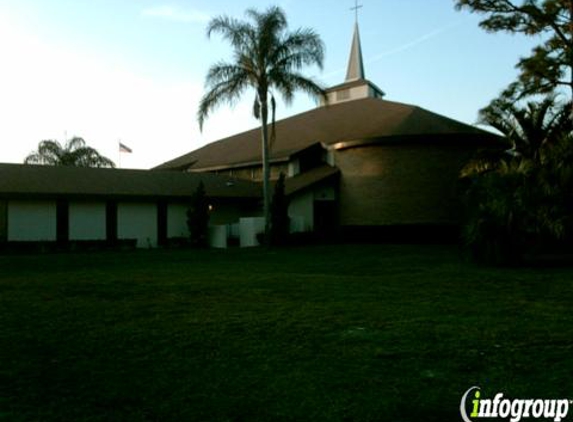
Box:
left=119, top=142, right=133, bottom=153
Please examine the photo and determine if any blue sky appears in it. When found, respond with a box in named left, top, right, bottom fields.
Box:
left=0, top=0, right=539, bottom=169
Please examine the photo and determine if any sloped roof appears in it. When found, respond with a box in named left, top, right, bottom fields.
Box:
left=155, top=97, right=499, bottom=171
left=284, top=165, right=340, bottom=196
left=0, top=163, right=260, bottom=200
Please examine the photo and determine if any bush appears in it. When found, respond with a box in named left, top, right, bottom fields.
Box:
left=462, top=135, right=573, bottom=265
left=462, top=159, right=531, bottom=265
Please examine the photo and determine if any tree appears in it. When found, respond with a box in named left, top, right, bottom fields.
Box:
left=24, top=137, right=115, bottom=168
left=455, top=0, right=573, bottom=104
left=462, top=157, right=534, bottom=265
left=187, top=181, right=210, bottom=247
left=456, top=1, right=573, bottom=264
left=461, top=96, right=571, bottom=178
left=269, top=173, right=290, bottom=246
left=463, top=136, right=573, bottom=265
left=533, top=131, right=573, bottom=241
left=460, top=98, right=573, bottom=264
left=479, top=96, right=572, bottom=162
left=197, top=6, right=326, bottom=242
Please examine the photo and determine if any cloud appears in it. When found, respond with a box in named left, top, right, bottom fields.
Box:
left=141, top=6, right=210, bottom=23
left=366, top=21, right=463, bottom=64
left=319, top=20, right=464, bottom=82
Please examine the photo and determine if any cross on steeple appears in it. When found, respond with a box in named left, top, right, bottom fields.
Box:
left=346, top=1, right=365, bottom=81
left=350, top=0, right=363, bottom=24
left=319, top=0, right=385, bottom=106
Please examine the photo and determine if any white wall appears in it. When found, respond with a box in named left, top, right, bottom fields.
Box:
left=69, top=201, right=106, bottom=240
left=288, top=159, right=300, bottom=177
left=209, top=225, right=227, bottom=248
left=325, top=84, right=371, bottom=105
left=288, top=190, right=314, bottom=232
left=350, top=84, right=370, bottom=100
left=287, top=186, right=337, bottom=232
left=239, top=217, right=265, bottom=247
left=117, top=202, right=157, bottom=248
left=8, top=200, right=57, bottom=241
left=167, top=203, right=188, bottom=238
left=289, top=216, right=306, bottom=233
left=326, top=150, right=335, bottom=166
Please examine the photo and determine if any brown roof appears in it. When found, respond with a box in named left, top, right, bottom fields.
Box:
left=284, top=165, right=340, bottom=196
left=155, top=97, right=499, bottom=171
left=0, top=163, right=260, bottom=200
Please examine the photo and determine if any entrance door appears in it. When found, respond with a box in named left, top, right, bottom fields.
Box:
left=313, top=200, right=337, bottom=239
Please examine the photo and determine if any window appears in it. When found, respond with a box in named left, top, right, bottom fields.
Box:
left=336, top=89, right=350, bottom=101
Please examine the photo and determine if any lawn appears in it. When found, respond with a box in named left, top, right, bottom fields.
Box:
left=1, top=245, right=572, bottom=421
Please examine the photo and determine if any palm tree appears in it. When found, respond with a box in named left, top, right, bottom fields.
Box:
left=24, top=137, right=115, bottom=168
left=462, top=157, right=534, bottom=265
left=460, top=95, right=573, bottom=264
left=197, top=6, right=326, bottom=241
left=461, top=96, right=572, bottom=178
left=478, top=96, right=572, bottom=163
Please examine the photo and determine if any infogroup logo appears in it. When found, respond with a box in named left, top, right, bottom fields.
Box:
left=460, top=387, right=571, bottom=422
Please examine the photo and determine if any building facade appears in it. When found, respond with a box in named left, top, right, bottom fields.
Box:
left=155, top=23, right=500, bottom=241
left=0, top=164, right=260, bottom=248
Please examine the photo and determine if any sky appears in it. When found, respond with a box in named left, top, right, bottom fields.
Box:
left=0, top=0, right=541, bottom=169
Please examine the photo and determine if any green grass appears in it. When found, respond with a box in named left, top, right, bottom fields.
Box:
left=1, top=245, right=572, bottom=421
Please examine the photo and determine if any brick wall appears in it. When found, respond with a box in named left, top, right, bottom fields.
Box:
left=335, top=144, right=475, bottom=226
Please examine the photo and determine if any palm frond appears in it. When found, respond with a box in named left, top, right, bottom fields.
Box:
left=198, top=74, right=250, bottom=130
left=27, top=140, right=65, bottom=165
left=247, top=6, right=287, bottom=48
left=479, top=95, right=571, bottom=162
left=270, top=28, right=325, bottom=72
left=207, top=16, right=255, bottom=52
left=270, top=72, right=326, bottom=106
left=23, top=152, right=47, bottom=165
left=24, top=138, right=114, bottom=167
left=66, top=136, right=87, bottom=152
left=69, top=147, right=115, bottom=168
left=253, top=95, right=261, bottom=120
left=205, top=62, right=252, bottom=88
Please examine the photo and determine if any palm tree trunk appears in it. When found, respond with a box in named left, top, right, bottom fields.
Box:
left=260, top=97, right=271, bottom=246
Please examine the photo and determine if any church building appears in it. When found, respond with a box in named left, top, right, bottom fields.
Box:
left=156, top=22, right=500, bottom=241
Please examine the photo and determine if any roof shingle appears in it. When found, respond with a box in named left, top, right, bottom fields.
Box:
left=0, top=164, right=261, bottom=199
left=155, top=97, right=499, bottom=171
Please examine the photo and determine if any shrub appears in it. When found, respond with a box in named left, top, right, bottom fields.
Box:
left=462, top=134, right=573, bottom=265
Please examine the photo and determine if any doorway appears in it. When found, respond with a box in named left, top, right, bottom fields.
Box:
left=313, top=200, right=337, bottom=239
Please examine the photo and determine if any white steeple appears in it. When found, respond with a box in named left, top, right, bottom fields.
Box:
left=345, top=23, right=365, bottom=81
left=320, top=2, right=385, bottom=106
